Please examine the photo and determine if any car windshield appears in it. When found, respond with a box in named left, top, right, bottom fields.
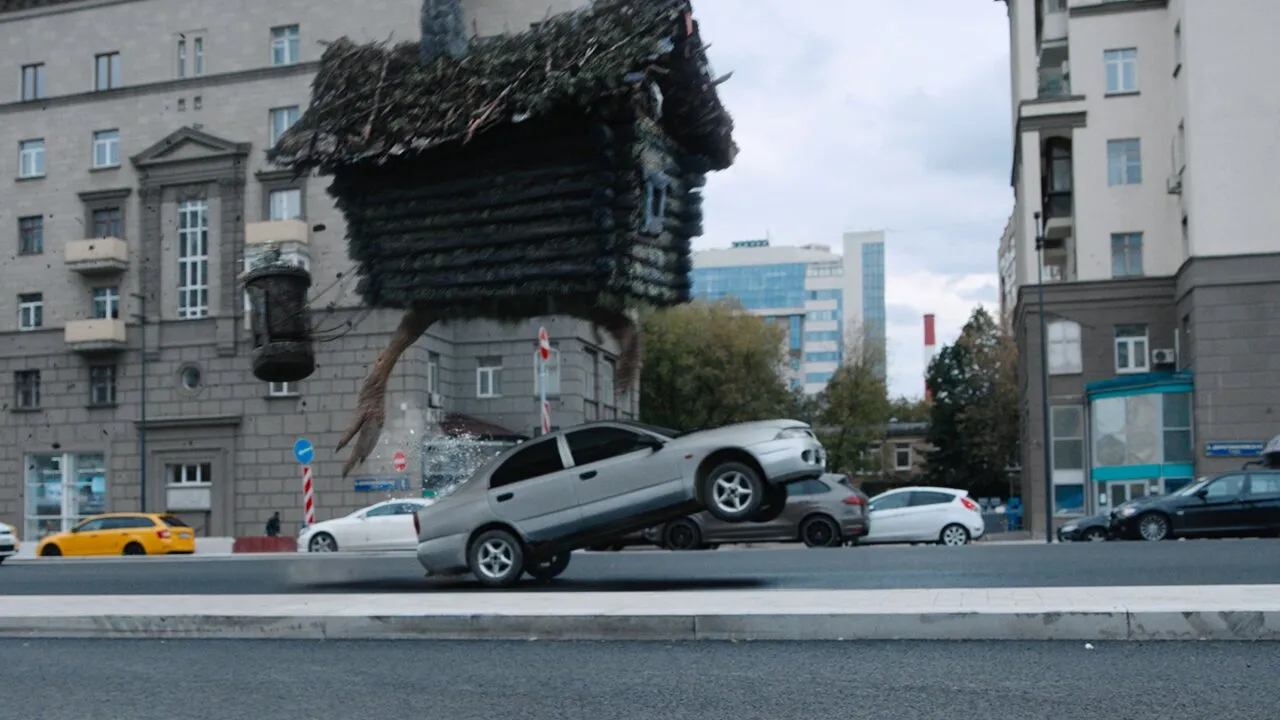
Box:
left=1173, top=477, right=1212, bottom=496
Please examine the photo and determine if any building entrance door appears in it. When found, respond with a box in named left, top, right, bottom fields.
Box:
left=1109, top=480, right=1150, bottom=507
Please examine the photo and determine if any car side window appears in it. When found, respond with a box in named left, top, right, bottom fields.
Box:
left=786, top=479, right=829, bottom=496
left=395, top=503, right=425, bottom=515
left=1246, top=474, right=1280, bottom=496
left=1205, top=474, right=1245, bottom=498
left=909, top=491, right=954, bottom=506
left=869, top=492, right=909, bottom=511
left=76, top=519, right=106, bottom=532
left=490, top=438, right=566, bottom=489
left=123, top=517, right=156, bottom=528
left=565, top=427, right=651, bottom=466
left=365, top=504, right=398, bottom=517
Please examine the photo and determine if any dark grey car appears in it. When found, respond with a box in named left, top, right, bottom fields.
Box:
left=645, top=473, right=870, bottom=549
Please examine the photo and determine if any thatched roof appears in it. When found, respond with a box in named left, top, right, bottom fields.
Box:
left=268, top=0, right=736, bottom=174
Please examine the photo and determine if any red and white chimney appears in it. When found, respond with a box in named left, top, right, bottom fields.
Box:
left=923, top=313, right=937, bottom=400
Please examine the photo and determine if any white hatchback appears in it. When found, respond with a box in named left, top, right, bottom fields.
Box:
left=861, top=486, right=985, bottom=546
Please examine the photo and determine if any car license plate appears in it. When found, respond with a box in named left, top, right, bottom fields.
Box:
left=179, top=533, right=192, bottom=539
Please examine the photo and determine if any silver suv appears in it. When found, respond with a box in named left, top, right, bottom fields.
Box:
left=412, top=419, right=826, bottom=587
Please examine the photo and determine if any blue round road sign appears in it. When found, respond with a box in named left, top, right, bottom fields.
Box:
left=293, top=438, right=315, bottom=465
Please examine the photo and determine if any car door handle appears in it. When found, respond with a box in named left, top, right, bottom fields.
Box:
left=579, top=470, right=597, bottom=480
left=496, top=492, right=513, bottom=502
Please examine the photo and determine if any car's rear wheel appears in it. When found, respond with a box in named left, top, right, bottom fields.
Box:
left=1137, top=513, right=1170, bottom=541
left=701, top=461, right=767, bottom=522
left=663, top=519, right=702, bottom=550
left=308, top=532, right=338, bottom=553
left=1082, top=527, right=1108, bottom=542
left=41, top=544, right=61, bottom=556
left=526, top=552, right=571, bottom=582
left=122, top=542, right=146, bottom=556
left=800, top=515, right=841, bottom=548
left=939, top=523, right=971, bottom=546
left=468, top=528, right=525, bottom=588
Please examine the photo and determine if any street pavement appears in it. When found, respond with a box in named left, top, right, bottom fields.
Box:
left=5, top=638, right=1276, bottom=719
left=3, top=539, right=1280, bottom=595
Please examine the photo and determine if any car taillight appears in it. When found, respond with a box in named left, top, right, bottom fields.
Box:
left=156, top=529, right=171, bottom=539
left=413, top=513, right=420, bottom=535
left=843, top=496, right=865, bottom=505
left=960, top=497, right=978, bottom=512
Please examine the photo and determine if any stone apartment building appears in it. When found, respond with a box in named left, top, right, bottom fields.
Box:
left=0, top=0, right=638, bottom=541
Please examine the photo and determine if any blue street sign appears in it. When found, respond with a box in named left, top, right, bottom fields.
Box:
left=354, top=476, right=410, bottom=492
left=293, top=438, right=315, bottom=465
left=1204, top=441, right=1264, bottom=458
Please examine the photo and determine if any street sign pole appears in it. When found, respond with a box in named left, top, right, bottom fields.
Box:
left=293, top=438, right=316, bottom=528
left=537, top=327, right=551, bottom=435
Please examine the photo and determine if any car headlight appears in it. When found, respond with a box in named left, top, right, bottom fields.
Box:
left=1119, top=507, right=1137, bottom=517
left=775, top=428, right=812, bottom=440
left=1060, top=524, right=1077, bottom=532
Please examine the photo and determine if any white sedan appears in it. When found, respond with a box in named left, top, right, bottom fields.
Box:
left=861, top=486, right=986, bottom=546
left=300, top=498, right=435, bottom=553
left=0, top=521, right=18, bottom=563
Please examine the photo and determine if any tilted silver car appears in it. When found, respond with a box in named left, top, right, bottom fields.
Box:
left=411, top=419, right=827, bottom=587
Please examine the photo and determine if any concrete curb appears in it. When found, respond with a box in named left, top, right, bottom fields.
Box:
left=1, top=609, right=1278, bottom=641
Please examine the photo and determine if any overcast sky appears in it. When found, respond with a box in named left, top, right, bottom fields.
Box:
left=689, top=0, right=1014, bottom=400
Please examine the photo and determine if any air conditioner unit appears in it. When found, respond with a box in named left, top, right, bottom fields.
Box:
left=1166, top=172, right=1183, bottom=194
left=427, top=392, right=444, bottom=409
left=1151, top=348, right=1177, bottom=366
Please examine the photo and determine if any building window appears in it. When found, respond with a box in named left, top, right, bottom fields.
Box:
left=804, top=331, right=840, bottom=343
left=18, top=293, right=43, bottom=330
left=89, top=365, right=117, bottom=406
left=1107, top=139, right=1142, bottom=185
left=92, top=129, right=120, bottom=168
left=20, top=63, right=45, bottom=101
left=1162, top=392, right=1193, bottom=463
left=584, top=350, right=597, bottom=400
left=270, top=25, right=300, bottom=66
left=476, top=358, right=502, bottom=398
left=268, top=188, right=302, bottom=220
left=1104, top=48, right=1137, bottom=93
left=177, top=39, right=186, bottom=77
left=894, top=443, right=912, bottom=471
left=19, top=139, right=45, bottom=178
left=600, top=358, right=616, bottom=406
left=169, top=462, right=211, bottom=485
left=269, top=106, right=299, bottom=146
left=91, top=207, right=123, bottom=238
left=18, top=216, right=43, bottom=255
left=532, top=343, right=561, bottom=395
left=15, top=370, right=40, bottom=409
left=806, top=309, right=837, bottom=322
left=92, top=287, right=119, bottom=319
left=1110, top=232, right=1143, bottom=277
left=1050, top=405, right=1085, bottom=515
left=268, top=381, right=296, bottom=397
left=194, top=37, right=204, bottom=75
left=427, top=352, right=440, bottom=394
left=1114, top=324, right=1149, bottom=374
left=94, top=52, right=120, bottom=91
left=177, top=200, right=209, bottom=319
left=1046, top=0, right=1066, bottom=10
left=804, top=351, right=840, bottom=363
left=1046, top=320, right=1082, bottom=375
left=1173, top=23, right=1182, bottom=71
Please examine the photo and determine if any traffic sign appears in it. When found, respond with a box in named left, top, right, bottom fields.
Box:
left=293, top=438, right=314, bottom=465
left=392, top=450, right=407, bottom=472
left=538, top=326, right=550, bottom=360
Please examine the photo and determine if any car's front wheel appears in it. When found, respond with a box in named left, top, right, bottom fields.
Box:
left=468, top=528, right=525, bottom=588
left=1082, top=527, right=1108, bottom=542
left=308, top=532, right=338, bottom=553
left=1137, top=512, right=1170, bottom=541
left=526, top=552, right=570, bottom=582
left=701, top=461, right=767, bottom=522
left=749, top=483, right=788, bottom=523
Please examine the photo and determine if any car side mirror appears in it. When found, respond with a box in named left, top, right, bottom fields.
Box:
left=641, top=437, right=665, bottom=451
left=1195, top=488, right=1208, bottom=499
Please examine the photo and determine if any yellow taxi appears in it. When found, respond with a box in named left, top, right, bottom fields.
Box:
left=36, top=513, right=197, bottom=557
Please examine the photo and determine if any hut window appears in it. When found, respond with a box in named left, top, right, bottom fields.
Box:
left=477, top=357, right=503, bottom=398
left=644, top=175, right=669, bottom=234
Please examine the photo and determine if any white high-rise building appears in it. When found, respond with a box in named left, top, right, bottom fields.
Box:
left=692, top=231, right=887, bottom=394
left=998, top=0, right=1280, bottom=538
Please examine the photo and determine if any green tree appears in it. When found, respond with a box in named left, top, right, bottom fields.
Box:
left=638, top=299, right=793, bottom=431
left=813, top=324, right=891, bottom=476
left=923, top=306, right=1020, bottom=497
left=887, top=396, right=931, bottom=422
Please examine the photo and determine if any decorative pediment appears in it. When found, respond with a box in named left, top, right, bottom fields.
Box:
left=131, top=126, right=250, bottom=169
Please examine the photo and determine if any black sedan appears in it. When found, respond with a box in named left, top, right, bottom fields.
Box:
left=1109, top=470, right=1280, bottom=541
left=1057, top=514, right=1111, bottom=542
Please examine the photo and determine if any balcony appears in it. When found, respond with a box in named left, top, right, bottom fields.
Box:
left=245, top=219, right=309, bottom=247
left=1037, top=67, right=1071, bottom=100
left=65, top=318, right=128, bottom=352
left=1037, top=238, right=1076, bottom=284
left=64, top=237, right=128, bottom=274
left=1041, top=6, right=1067, bottom=44
left=1042, top=191, right=1073, bottom=240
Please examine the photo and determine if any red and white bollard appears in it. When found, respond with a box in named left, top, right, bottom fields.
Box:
left=301, top=464, right=316, bottom=526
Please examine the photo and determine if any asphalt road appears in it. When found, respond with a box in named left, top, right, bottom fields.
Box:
left=6, top=638, right=1276, bottom=719
left=4, top=539, right=1280, bottom=594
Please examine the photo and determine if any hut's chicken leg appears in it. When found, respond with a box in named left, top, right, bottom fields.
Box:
left=337, top=305, right=437, bottom=478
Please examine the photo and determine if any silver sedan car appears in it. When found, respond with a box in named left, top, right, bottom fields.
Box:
left=411, top=419, right=826, bottom=587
